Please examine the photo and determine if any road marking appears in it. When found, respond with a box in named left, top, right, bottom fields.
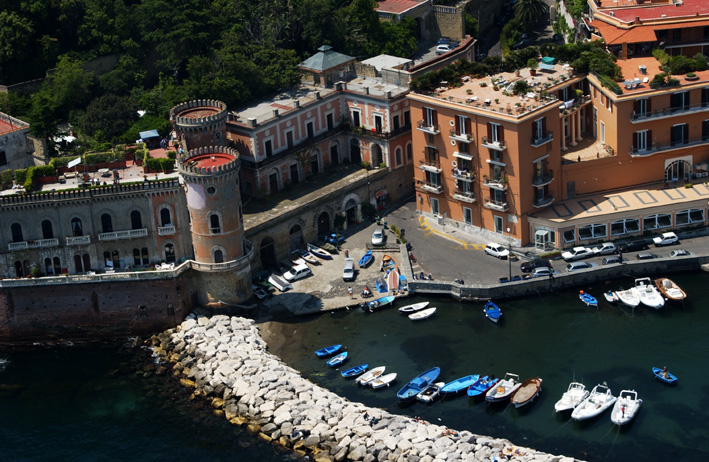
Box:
left=418, top=217, right=484, bottom=250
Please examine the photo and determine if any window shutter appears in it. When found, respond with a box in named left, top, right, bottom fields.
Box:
left=683, top=124, right=688, bottom=144
left=487, top=123, right=492, bottom=139
left=634, top=100, right=639, bottom=114
left=499, top=125, right=505, bottom=142
left=647, top=129, right=652, bottom=147
left=633, top=132, right=638, bottom=150
left=541, top=117, right=547, bottom=135
left=465, top=118, right=471, bottom=135
left=432, top=110, right=438, bottom=125
left=647, top=98, right=651, bottom=113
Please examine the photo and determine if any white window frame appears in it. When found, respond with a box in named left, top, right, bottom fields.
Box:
left=643, top=213, right=672, bottom=231
left=431, top=197, right=440, bottom=216
left=636, top=129, right=648, bottom=151
left=578, top=223, right=607, bottom=240
left=610, top=218, right=640, bottom=236
left=600, top=121, right=606, bottom=144
left=675, top=208, right=704, bottom=226
left=563, top=228, right=576, bottom=244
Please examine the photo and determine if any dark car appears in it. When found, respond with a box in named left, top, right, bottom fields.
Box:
left=617, top=238, right=649, bottom=253
left=552, top=33, right=564, bottom=43
left=521, top=257, right=552, bottom=273
left=512, top=39, right=533, bottom=50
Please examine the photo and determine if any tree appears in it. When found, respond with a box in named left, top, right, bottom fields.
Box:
left=81, top=94, right=137, bottom=142
left=514, top=0, right=549, bottom=28
left=0, top=11, right=34, bottom=82
left=464, top=13, right=478, bottom=38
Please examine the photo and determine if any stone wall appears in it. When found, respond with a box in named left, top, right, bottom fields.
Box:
left=433, top=5, right=464, bottom=41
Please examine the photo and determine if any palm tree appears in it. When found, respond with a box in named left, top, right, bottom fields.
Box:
left=514, top=0, right=549, bottom=26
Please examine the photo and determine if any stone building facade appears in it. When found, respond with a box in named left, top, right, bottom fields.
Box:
left=0, top=111, right=35, bottom=172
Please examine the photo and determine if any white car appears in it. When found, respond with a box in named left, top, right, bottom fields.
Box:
left=561, top=246, right=593, bottom=262
left=653, top=232, right=679, bottom=247
left=484, top=243, right=510, bottom=259
left=283, top=263, right=312, bottom=282
left=669, top=249, right=691, bottom=257
left=591, top=242, right=616, bottom=255
left=371, top=227, right=385, bottom=246
left=435, top=44, right=453, bottom=55
left=342, top=258, right=355, bottom=281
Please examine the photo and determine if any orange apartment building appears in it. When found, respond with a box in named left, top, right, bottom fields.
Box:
left=410, top=0, right=709, bottom=249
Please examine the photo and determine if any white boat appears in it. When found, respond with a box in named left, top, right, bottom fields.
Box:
left=654, top=278, right=687, bottom=302
left=610, top=389, right=642, bottom=426
left=615, top=288, right=641, bottom=308
left=398, top=301, right=429, bottom=314
left=408, top=307, right=436, bottom=321
left=554, top=382, right=589, bottom=413
left=571, top=383, right=617, bottom=421
left=416, top=381, right=445, bottom=403
left=370, top=372, right=397, bottom=389
left=635, top=277, right=665, bottom=309
left=603, top=291, right=619, bottom=304
left=485, top=372, right=522, bottom=402
left=356, top=366, right=385, bottom=386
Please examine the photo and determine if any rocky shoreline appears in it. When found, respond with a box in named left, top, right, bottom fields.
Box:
left=147, top=312, right=578, bottom=462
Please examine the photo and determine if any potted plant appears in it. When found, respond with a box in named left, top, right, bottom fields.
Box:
left=527, top=58, right=538, bottom=76
left=686, top=72, right=699, bottom=81
left=494, top=98, right=499, bottom=104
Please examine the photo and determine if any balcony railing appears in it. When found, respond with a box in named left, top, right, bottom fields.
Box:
left=348, top=123, right=411, bottom=140
left=417, top=120, right=440, bottom=134
left=158, top=225, right=176, bottom=236
left=483, top=199, right=508, bottom=212
left=452, top=170, right=476, bottom=182
left=417, top=181, right=443, bottom=194
left=531, top=131, right=553, bottom=147
left=210, top=227, right=222, bottom=234
left=631, top=102, right=709, bottom=123
left=419, top=159, right=442, bottom=173
left=630, top=137, right=709, bottom=157
left=482, top=177, right=508, bottom=191
left=533, top=195, right=555, bottom=208
left=532, top=170, right=554, bottom=187
left=452, top=190, right=476, bottom=203
left=66, top=236, right=91, bottom=246
left=98, top=228, right=148, bottom=241
left=8, top=238, right=60, bottom=251
left=481, top=136, right=506, bottom=150
left=449, top=129, right=473, bottom=143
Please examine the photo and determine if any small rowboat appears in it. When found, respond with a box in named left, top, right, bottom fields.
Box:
left=416, top=381, right=446, bottom=403
left=357, top=366, right=385, bottom=385
left=358, top=250, right=373, bottom=268
left=510, top=377, right=543, bottom=408
left=370, top=372, right=397, bottom=389
left=441, top=375, right=479, bottom=394
left=315, top=344, right=342, bottom=357
left=375, top=276, right=388, bottom=293
left=652, top=367, right=678, bottom=384
left=611, top=389, right=642, bottom=426
left=409, top=307, right=436, bottom=320
left=485, top=372, right=522, bottom=403
left=579, top=291, right=598, bottom=307
left=467, top=375, right=499, bottom=397
left=299, top=249, right=319, bottom=265
left=326, top=351, right=348, bottom=367
left=398, top=301, right=429, bottom=314
left=397, top=367, right=440, bottom=402
left=362, top=295, right=396, bottom=312
left=307, top=244, right=333, bottom=260
left=654, top=277, right=687, bottom=302
left=387, top=268, right=400, bottom=292
left=484, top=301, right=502, bottom=323
left=603, top=291, right=619, bottom=304
left=341, top=364, right=368, bottom=378
left=554, top=382, right=589, bottom=413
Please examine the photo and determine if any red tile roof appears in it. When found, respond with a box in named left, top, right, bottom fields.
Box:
left=0, top=119, right=20, bottom=136
left=599, top=0, right=709, bottom=22
left=376, top=0, right=422, bottom=15
left=590, top=16, right=709, bottom=45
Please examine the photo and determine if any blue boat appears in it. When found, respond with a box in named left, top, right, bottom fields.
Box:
left=579, top=291, right=598, bottom=307
left=358, top=250, right=373, bottom=268
left=396, top=367, right=441, bottom=402
left=484, top=301, right=502, bottom=323
left=326, top=351, right=348, bottom=367
left=652, top=367, right=678, bottom=384
left=467, top=375, right=499, bottom=397
left=362, top=295, right=396, bottom=312
left=341, top=364, right=369, bottom=378
left=399, top=275, right=408, bottom=292
left=315, top=344, right=342, bottom=357
left=441, top=375, right=479, bottom=394
left=375, top=276, right=387, bottom=293
left=307, top=244, right=333, bottom=260
left=327, top=233, right=345, bottom=245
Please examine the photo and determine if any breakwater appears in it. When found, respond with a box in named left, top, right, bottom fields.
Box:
left=148, top=312, right=577, bottom=462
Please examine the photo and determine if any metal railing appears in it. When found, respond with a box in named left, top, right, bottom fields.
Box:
left=417, top=181, right=443, bottom=194
left=483, top=198, right=508, bottom=211
left=481, top=136, right=506, bottom=150
left=66, top=236, right=91, bottom=246
left=452, top=171, right=475, bottom=182
left=483, top=177, right=508, bottom=190
left=533, top=195, right=555, bottom=208
left=532, top=170, right=554, bottom=187
left=449, top=129, right=473, bottom=142
left=98, top=228, right=148, bottom=241
left=531, top=131, right=553, bottom=147
left=452, top=190, right=475, bottom=202
left=631, top=102, right=709, bottom=122
left=416, top=120, right=440, bottom=134
left=418, top=159, right=442, bottom=173
left=631, top=137, right=709, bottom=157
left=8, top=238, right=60, bottom=251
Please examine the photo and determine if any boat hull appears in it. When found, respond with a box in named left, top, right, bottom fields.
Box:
left=652, top=367, right=678, bottom=384
left=397, top=367, right=441, bottom=401
left=357, top=366, right=385, bottom=385
left=326, top=352, right=348, bottom=367
left=610, top=391, right=642, bottom=425
left=484, top=301, right=502, bottom=323
left=409, top=307, right=436, bottom=320
left=315, top=344, right=342, bottom=357
left=510, top=377, right=542, bottom=408
left=554, top=382, right=589, bottom=413
left=399, top=302, right=429, bottom=314
left=441, top=375, right=479, bottom=394
left=416, top=382, right=445, bottom=403
left=571, top=385, right=616, bottom=421
left=370, top=373, right=397, bottom=389
left=467, top=376, right=499, bottom=397
left=341, top=364, right=368, bottom=378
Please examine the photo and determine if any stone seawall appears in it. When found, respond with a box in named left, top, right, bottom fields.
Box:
left=149, top=313, right=578, bottom=462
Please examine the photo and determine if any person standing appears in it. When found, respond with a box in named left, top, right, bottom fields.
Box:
left=348, top=287, right=353, bottom=299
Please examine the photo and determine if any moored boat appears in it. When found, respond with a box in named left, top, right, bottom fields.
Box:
left=356, top=366, right=385, bottom=385
left=326, top=351, right=348, bottom=367
left=375, top=276, right=388, bottom=293
left=408, top=307, right=436, bottom=321
left=611, top=389, right=642, bottom=425
left=579, top=291, right=598, bottom=307
left=396, top=367, right=441, bottom=402
left=315, top=344, right=342, bottom=357
left=299, top=249, right=319, bottom=265
left=362, top=295, right=396, bottom=312
left=441, top=375, right=479, bottom=395
left=467, top=375, right=499, bottom=397
left=398, top=301, right=429, bottom=314
left=358, top=250, right=373, bottom=268
left=387, top=268, right=400, bottom=292
left=510, top=377, right=543, bottom=408
left=635, top=277, right=665, bottom=309
left=485, top=372, right=522, bottom=403
left=652, top=366, right=678, bottom=384
left=654, top=277, right=687, bottom=302
left=571, top=383, right=617, bottom=421
left=416, top=381, right=446, bottom=403
left=380, top=255, right=395, bottom=271
left=370, top=372, right=397, bottom=389
left=307, top=244, right=333, bottom=260
left=554, top=382, right=589, bottom=413
left=603, top=291, right=619, bottom=304
left=615, top=288, right=641, bottom=308
left=341, top=364, right=368, bottom=378
left=483, top=301, right=502, bottom=323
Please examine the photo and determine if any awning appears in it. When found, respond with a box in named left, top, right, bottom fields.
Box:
left=375, top=190, right=387, bottom=199
left=453, top=152, right=473, bottom=161
left=538, top=63, right=555, bottom=71
left=541, top=56, right=557, bottom=65
left=138, top=129, right=160, bottom=139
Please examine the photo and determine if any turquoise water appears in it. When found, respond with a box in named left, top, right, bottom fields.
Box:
left=269, top=272, right=709, bottom=462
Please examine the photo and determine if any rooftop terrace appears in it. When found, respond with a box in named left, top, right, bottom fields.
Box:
left=0, top=112, right=29, bottom=136
left=595, top=56, right=709, bottom=96
left=596, top=0, right=709, bottom=22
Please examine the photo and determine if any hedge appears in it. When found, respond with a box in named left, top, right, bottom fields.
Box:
left=146, top=157, right=174, bottom=172
left=1, top=169, right=14, bottom=187
left=14, top=169, right=27, bottom=185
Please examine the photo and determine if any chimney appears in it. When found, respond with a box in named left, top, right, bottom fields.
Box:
left=294, top=100, right=300, bottom=108
left=315, top=91, right=321, bottom=99
left=273, top=109, right=279, bottom=117
left=365, top=87, right=370, bottom=95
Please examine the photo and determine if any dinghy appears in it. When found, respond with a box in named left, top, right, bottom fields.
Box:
left=652, top=367, right=678, bottom=384
left=654, top=278, right=686, bottom=302
left=603, top=291, right=619, bottom=304
left=358, top=250, right=373, bottom=268
left=571, top=383, right=616, bottom=421
left=299, top=249, right=319, bottom=265
left=307, top=244, right=333, bottom=260
left=375, top=276, right=388, bottom=293
left=362, top=295, right=396, bottom=312
left=370, top=372, right=397, bottom=389
left=611, top=389, right=642, bottom=425
left=397, top=367, right=441, bottom=402
left=441, top=375, right=479, bottom=395
left=341, top=364, right=368, bottom=378
left=416, top=381, right=446, bottom=403
left=635, top=277, right=665, bottom=309
left=485, top=372, right=522, bottom=403
left=615, top=288, right=641, bottom=308
left=326, top=352, right=348, bottom=367
left=483, top=301, right=502, bottom=323
left=510, top=377, right=543, bottom=408
left=380, top=255, right=395, bottom=271
left=554, top=382, right=589, bottom=413
left=579, top=291, right=598, bottom=307
left=408, top=307, right=436, bottom=320
left=467, top=375, right=499, bottom=397
left=356, top=366, right=385, bottom=385
left=315, top=344, right=342, bottom=357
left=398, top=301, right=429, bottom=314
left=387, top=268, right=400, bottom=292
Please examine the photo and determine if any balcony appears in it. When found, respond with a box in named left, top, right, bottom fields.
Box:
left=66, top=236, right=91, bottom=246
left=158, top=225, right=176, bottom=236
left=7, top=238, right=60, bottom=251
left=452, top=190, right=476, bottom=203
left=449, top=129, right=473, bottom=143
left=531, top=131, right=553, bottom=147
left=481, top=136, right=506, bottom=151
left=482, top=177, right=508, bottom=191
left=630, top=137, right=709, bottom=158
left=452, top=170, right=475, bottom=182
left=98, top=228, right=148, bottom=241
left=417, top=120, right=440, bottom=135
left=417, top=181, right=443, bottom=194
left=532, top=170, right=554, bottom=187
left=483, top=199, right=508, bottom=212
left=419, top=159, right=442, bottom=173
left=631, top=102, right=709, bottom=123
left=533, top=195, right=555, bottom=208
left=348, top=123, right=411, bottom=140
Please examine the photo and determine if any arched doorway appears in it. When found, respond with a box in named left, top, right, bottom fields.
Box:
left=371, top=143, right=383, bottom=168
left=350, top=139, right=361, bottom=164
left=317, top=212, right=330, bottom=236
left=259, top=236, right=277, bottom=269
left=344, top=198, right=358, bottom=226
left=665, top=160, right=692, bottom=183
left=330, top=142, right=339, bottom=166
left=289, top=225, right=304, bottom=253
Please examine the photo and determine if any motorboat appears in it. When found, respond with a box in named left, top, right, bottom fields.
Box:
left=510, top=377, right=543, bottom=408
left=654, top=278, right=687, bottom=302
left=615, top=288, right=641, bottom=308
left=398, top=301, right=429, bottom=314
left=409, top=307, right=436, bottom=320
left=362, top=295, right=396, bottom=312
left=485, top=372, right=522, bottom=403
left=554, top=382, right=589, bottom=413
left=370, top=372, right=397, bottom=389
left=635, top=277, right=665, bottom=309
left=341, top=364, right=368, bottom=378
left=397, top=367, right=441, bottom=402
left=416, top=381, right=445, bottom=403
left=357, top=366, right=385, bottom=386
left=603, top=291, right=619, bottom=304
left=611, top=390, right=642, bottom=425
left=441, top=375, right=479, bottom=395
left=652, top=367, right=678, bottom=384
left=579, top=291, right=598, bottom=307
left=326, top=351, right=348, bottom=367
left=314, top=344, right=342, bottom=357
left=387, top=268, right=400, bottom=292
left=467, top=375, right=499, bottom=397
left=358, top=250, right=373, bottom=268
left=483, top=301, right=502, bottom=323
left=571, top=383, right=617, bottom=421
left=307, top=244, right=333, bottom=260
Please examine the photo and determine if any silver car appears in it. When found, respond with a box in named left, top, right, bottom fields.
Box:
left=371, top=228, right=385, bottom=246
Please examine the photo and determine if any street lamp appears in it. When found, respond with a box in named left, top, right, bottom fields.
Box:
left=507, top=227, right=512, bottom=281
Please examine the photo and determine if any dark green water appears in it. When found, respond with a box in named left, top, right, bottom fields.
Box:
left=269, top=271, right=709, bottom=462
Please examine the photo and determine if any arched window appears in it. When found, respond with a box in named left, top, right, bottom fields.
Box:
left=165, top=244, right=176, bottom=263
left=214, top=249, right=224, bottom=263
left=130, top=211, right=142, bottom=229
left=45, top=258, right=53, bottom=275
left=82, top=254, right=91, bottom=272
left=111, top=250, right=120, bottom=269
left=10, top=223, right=23, bottom=242
left=41, top=220, right=54, bottom=239
left=160, top=208, right=172, bottom=226
left=101, top=214, right=113, bottom=233
left=210, top=214, right=221, bottom=233
left=133, top=249, right=141, bottom=266
left=141, top=247, right=149, bottom=265
left=71, top=218, right=83, bottom=236
left=53, top=257, right=61, bottom=275
left=395, top=147, right=402, bottom=166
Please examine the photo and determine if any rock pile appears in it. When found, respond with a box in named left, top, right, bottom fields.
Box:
left=148, top=313, right=578, bottom=462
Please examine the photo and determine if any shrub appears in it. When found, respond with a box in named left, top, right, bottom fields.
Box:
left=379, top=162, right=386, bottom=169
left=361, top=161, right=371, bottom=169
left=361, top=201, right=377, bottom=220
left=527, top=58, right=538, bottom=69
left=14, top=169, right=27, bottom=185
left=652, top=48, right=670, bottom=66
left=166, top=150, right=176, bottom=159
left=695, top=53, right=707, bottom=71
left=687, top=72, right=697, bottom=78
left=649, top=73, right=667, bottom=89
left=1, top=169, right=14, bottom=188
left=668, top=55, right=694, bottom=75
left=512, top=80, right=530, bottom=95
left=50, top=156, right=74, bottom=168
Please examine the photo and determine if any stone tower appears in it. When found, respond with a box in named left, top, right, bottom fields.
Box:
left=176, top=146, right=253, bottom=304
left=170, top=100, right=228, bottom=151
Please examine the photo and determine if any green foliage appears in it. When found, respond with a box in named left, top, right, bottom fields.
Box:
left=566, top=0, right=588, bottom=18
left=668, top=55, right=694, bottom=75
left=84, top=150, right=125, bottom=165
left=82, top=94, right=138, bottom=142
left=1, top=169, right=15, bottom=188
left=464, top=13, right=479, bottom=38
left=501, top=18, right=523, bottom=54
left=548, top=41, right=621, bottom=80
left=121, top=114, right=170, bottom=145
left=0, top=11, right=34, bottom=83
left=14, top=169, right=27, bottom=185
left=652, top=48, right=670, bottom=67
left=649, top=73, right=680, bottom=89
left=389, top=224, right=406, bottom=244
left=514, top=0, right=549, bottom=29
left=146, top=157, right=175, bottom=172
left=361, top=161, right=371, bottom=169
left=695, top=53, right=707, bottom=71
left=527, top=58, right=538, bottom=69
left=512, top=80, right=530, bottom=95
left=166, top=151, right=176, bottom=160
left=360, top=201, right=376, bottom=219
left=49, top=156, right=73, bottom=168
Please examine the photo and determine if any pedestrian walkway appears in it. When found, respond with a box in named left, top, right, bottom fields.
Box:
left=416, top=216, right=485, bottom=251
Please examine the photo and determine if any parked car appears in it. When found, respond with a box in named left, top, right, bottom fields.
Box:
left=531, top=266, right=555, bottom=278
left=636, top=252, right=659, bottom=260
left=552, top=33, right=564, bottom=43
left=653, top=231, right=679, bottom=247
left=512, top=39, right=533, bottom=50
left=436, top=44, right=454, bottom=55
left=602, top=255, right=622, bottom=265
left=669, top=249, right=692, bottom=257
left=484, top=243, right=510, bottom=259
left=565, top=261, right=598, bottom=272
left=591, top=242, right=617, bottom=255
left=371, top=227, right=385, bottom=246
left=283, top=263, right=312, bottom=282
left=561, top=246, right=593, bottom=262
left=521, top=257, right=552, bottom=273
left=342, top=258, right=355, bottom=281
left=617, top=238, right=649, bottom=253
